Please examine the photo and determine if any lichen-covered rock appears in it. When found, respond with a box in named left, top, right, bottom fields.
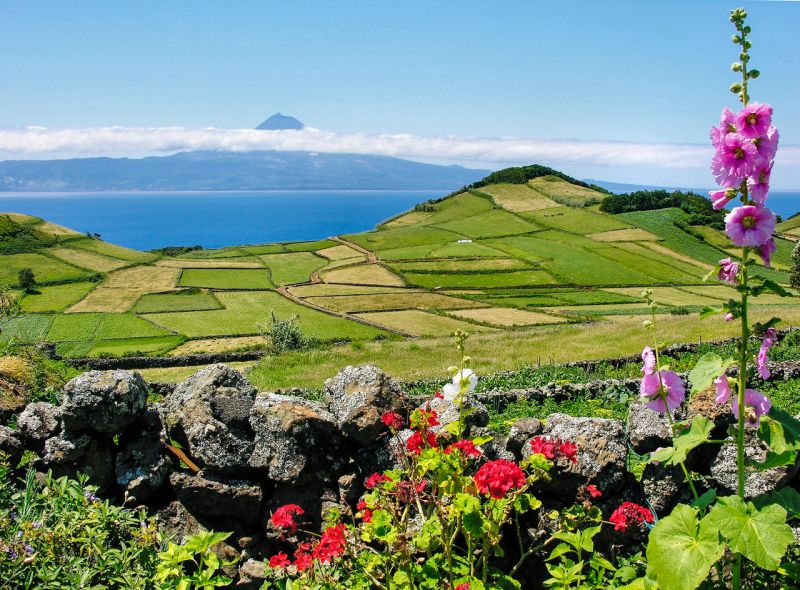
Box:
left=61, top=370, right=147, bottom=435
left=626, top=398, right=673, bottom=454
left=236, top=559, right=267, bottom=589
left=324, top=365, right=403, bottom=445
left=170, top=471, right=263, bottom=529
left=17, top=402, right=61, bottom=445
left=115, top=409, right=171, bottom=504
left=42, top=432, right=114, bottom=492
left=422, top=396, right=489, bottom=437
left=640, top=462, right=690, bottom=515
left=685, top=385, right=735, bottom=434
left=506, top=418, right=543, bottom=457
left=248, top=393, right=341, bottom=482
left=524, top=413, right=627, bottom=496
left=709, top=434, right=798, bottom=498
left=0, top=425, right=23, bottom=467
left=159, top=364, right=257, bottom=475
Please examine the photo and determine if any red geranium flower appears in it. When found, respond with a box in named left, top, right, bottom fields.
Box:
left=381, top=410, right=404, bottom=430
left=609, top=502, right=654, bottom=532
left=357, top=499, right=373, bottom=523
left=293, top=542, right=313, bottom=571
left=270, top=504, right=304, bottom=535
left=407, top=429, right=438, bottom=454
left=445, top=439, right=482, bottom=458
left=586, top=484, right=602, bottom=498
left=530, top=436, right=558, bottom=459
left=474, top=459, right=527, bottom=499
left=559, top=441, right=579, bottom=464
left=410, top=408, right=439, bottom=430
left=455, top=584, right=471, bottom=590
left=268, top=552, right=290, bottom=569
left=312, top=523, right=347, bottom=563
left=365, top=472, right=391, bottom=489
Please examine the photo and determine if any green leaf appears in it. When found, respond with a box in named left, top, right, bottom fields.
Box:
left=751, top=279, right=791, bottom=298
left=692, top=489, right=716, bottom=512
left=666, top=416, right=714, bottom=464
left=699, top=305, right=723, bottom=319
left=767, top=407, right=800, bottom=449
left=753, top=487, right=800, bottom=519
left=706, top=495, right=793, bottom=570
left=646, top=504, right=724, bottom=590
left=472, top=435, right=494, bottom=445
left=688, top=353, right=735, bottom=394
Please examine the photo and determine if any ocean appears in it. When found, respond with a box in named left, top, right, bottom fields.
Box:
left=0, top=190, right=445, bottom=251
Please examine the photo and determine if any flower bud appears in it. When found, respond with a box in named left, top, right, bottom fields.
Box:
left=748, top=69, right=760, bottom=79
left=743, top=26, right=751, bottom=35
left=731, top=62, right=742, bottom=72
left=732, top=35, right=741, bottom=44
left=730, top=83, right=742, bottom=94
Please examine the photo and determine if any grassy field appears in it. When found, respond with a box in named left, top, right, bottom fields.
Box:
left=0, top=252, right=91, bottom=284
left=354, top=310, right=497, bottom=337
left=66, top=237, right=156, bottom=263
left=402, top=269, right=556, bottom=289
left=588, top=228, right=659, bottom=242
left=69, top=266, right=180, bottom=313
left=19, top=282, right=97, bottom=312
left=132, top=290, right=222, bottom=313
left=260, top=252, right=327, bottom=285
left=0, top=315, right=53, bottom=344
left=524, top=207, right=628, bottom=234
left=179, top=268, right=274, bottom=290
left=475, top=183, right=561, bottom=212
left=447, top=307, right=568, bottom=327
left=144, top=290, right=388, bottom=339
left=49, top=246, right=130, bottom=272
left=167, top=335, right=266, bottom=356
left=305, top=291, right=483, bottom=313
left=527, top=176, right=605, bottom=206
left=87, top=335, right=184, bottom=357
left=155, top=258, right=264, bottom=268
left=389, top=258, right=530, bottom=273
left=321, top=264, right=406, bottom=286
left=433, top=209, right=540, bottom=238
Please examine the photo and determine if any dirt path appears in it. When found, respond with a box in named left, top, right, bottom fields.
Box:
left=332, top=236, right=378, bottom=264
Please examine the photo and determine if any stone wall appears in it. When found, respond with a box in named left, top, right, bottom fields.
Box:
left=2, top=361, right=798, bottom=588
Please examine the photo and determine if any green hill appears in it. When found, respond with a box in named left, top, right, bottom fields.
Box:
left=1, top=166, right=796, bottom=373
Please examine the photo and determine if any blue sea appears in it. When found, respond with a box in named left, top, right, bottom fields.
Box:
left=0, top=190, right=445, bottom=251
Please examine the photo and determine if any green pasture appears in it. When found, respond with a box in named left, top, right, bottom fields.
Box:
left=19, top=282, right=96, bottom=312
left=66, top=238, right=156, bottom=263
left=238, top=244, right=287, bottom=255
left=344, top=225, right=458, bottom=253
left=86, top=335, right=184, bottom=357
left=0, top=252, right=91, bottom=285
left=0, top=315, right=53, bottom=344
left=523, top=207, right=628, bottom=234
left=260, top=252, right=327, bottom=285
left=132, top=290, right=222, bottom=313
left=401, top=269, right=556, bottom=289
left=283, top=239, right=338, bottom=252
left=389, top=258, right=530, bottom=273
left=526, top=176, right=605, bottom=206
left=420, top=192, right=494, bottom=225
left=179, top=268, right=274, bottom=289
left=433, top=209, right=540, bottom=238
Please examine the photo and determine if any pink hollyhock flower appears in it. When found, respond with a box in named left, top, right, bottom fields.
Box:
left=714, top=376, right=732, bottom=404
left=717, top=258, right=740, bottom=286
left=641, top=346, right=656, bottom=375
left=710, top=107, right=738, bottom=148
left=758, top=238, right=776, bottom=269
left=731, top=389, right=772, bottom=426
left=724, top=205, right=776, bottom=247
left=755, top=126, right=779, bottom=167
left=747, top=164, right=772, bottom=206
left=757, top=327, right=778, bottom=380
left=709, top=189, right=736, bottom=210
left=712, top=133, right=758, bottom=187
left=640, top=370, right=685, bottom=413
left=736, top=102, right=773, bottom=139
left=725, top=312, right=735, bottom=322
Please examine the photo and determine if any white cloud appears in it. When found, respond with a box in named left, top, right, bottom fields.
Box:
left=0, top=125, right=798, bottom=175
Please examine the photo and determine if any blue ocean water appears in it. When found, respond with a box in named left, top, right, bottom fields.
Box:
left=0, top=190, right=444, bottom=251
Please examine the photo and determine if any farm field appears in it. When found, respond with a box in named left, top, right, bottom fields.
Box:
left=1, top=165, right=795, bottom=362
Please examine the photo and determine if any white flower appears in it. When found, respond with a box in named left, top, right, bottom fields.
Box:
left=442, top=368, right=478, bottom=401
left=442, top=382, right=460, bottom=401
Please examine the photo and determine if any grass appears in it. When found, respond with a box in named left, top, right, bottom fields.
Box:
left=605, top=286, right=720, bottom=307
left=260, top=252, right=328, bottom=285
left=19, top=282, right=96, bottom=312
left=344, top=225, right=458, bottom=253
left=86, top=335, right=184, bottom=357
left=433, top=209, right=540, bottom=238
left=132, top=290, right=222, bottom=313
left=156, top=258, right=264, bottom=268
left=427, top=242, right=506, bottom=258
left=389, top=258, right=529, bottom=273
left=474, top=289, right=638, bottom=309
left=475, top=183, right=561, bottom=212
left=66, top=238, right=156, bottom=263
left=283, top=239, right=338, bottom=252
left=321, top=264, right=406, bottom=286
left=316, top=244, right=365, bottom=260
left=446, top=307, right=567, bottom=326
left=68, top=266, right=180, bottom=313
left=0, top=252, right=91, bottom=284
left=0, top=315, right=53, bottom=344
left=143, top=290, right=388, bottom=340
left=418, top=192, right=495, bottom=225
left=46, top=314, right=104, bottom=342
left=305, top=291, right=483, bottom=313
left=167, top=335, right=266, bottom=356
left=401, top=269, right=556, bottom=289
left=524, top=207, right=628, bottom=234
left=46, top=313, right=171, bottom=342
left=526, top=176, right=605, bottom=206
left=354, top=310, right=497, bottom=337
left=179, top=268, right=274, bottom=290
left=237, top=244, right=287, bottom=255
left=289, top=284, right=411, bottom=297
left=48, top=246, right=129, bottom=272
left=381, top=211, right=435, bottom=228
left=588, top=228, right=659, bottom=242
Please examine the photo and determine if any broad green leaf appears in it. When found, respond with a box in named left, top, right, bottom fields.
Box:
left=646, top=504, right=724, bottom=590
left=753, top=487, right=800, bottom=519
left=472, top=435, right=494, bottom=445
left=692, top=489, right=716, bottom=512
left=751, top=279, right=791, bottom=298
left=699, top=305, right=723, bottom=319
left=688, top=353, right=735, bottom=394
left=671, top=416, right=714, bottom=464
left=706, top=495, right=793, bottom=570
left=767, top=407, right=800, bottom=449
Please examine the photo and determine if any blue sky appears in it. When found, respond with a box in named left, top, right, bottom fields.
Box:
left=1, top=0, right=799, bottom=188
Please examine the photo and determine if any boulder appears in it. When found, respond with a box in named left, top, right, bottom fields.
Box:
left=159, top=364, right=257, bottom=475
left=709, top=433, right=798, bottom=498
left=506, top=418, right=543, bottom=457
left=324, top=365, right=403, bottom=445
left=422, top=396, right=489, bottom=437
left=0, top=425, right=23, bottom=467
left=248, top=393, right=341, bottom=482
left=115, top=409, right=171, bottom=504
left=626, top=398, right=673, bottom=454
left=61, top=370, right=147, bottom=435
left=640, top=462, right=691, bottom=515
left=236, top=559, right=267, bottom=590
left=524, top=413, right=628, bottom=496
left=42, top=432, right=114, bottom=492
left=17, top=402, right=61, bottom=445
left=170, top=471, right=263, bottom=529
left=155, top=500, right=206, bottom=544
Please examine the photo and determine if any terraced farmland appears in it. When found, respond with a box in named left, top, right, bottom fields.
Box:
left=1, top=165, right=796, bottom=370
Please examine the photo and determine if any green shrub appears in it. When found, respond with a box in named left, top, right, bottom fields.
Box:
left=259, top=311, right=309, bottom=354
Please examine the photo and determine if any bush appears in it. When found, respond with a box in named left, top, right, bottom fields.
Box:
left=470, top=164, right=610, bottom=193
left=17, top=269, right=35, bottom=293
left=259, top=311, right=309, bottom=354
left=599, top=189, right=726, bottom=229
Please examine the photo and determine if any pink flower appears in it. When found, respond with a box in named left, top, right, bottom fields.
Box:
left=731, top=389, right=772, bottom=426
left=724, top=205, right=776, bottom=247
left=641, top=346, right=656, bottom=376
left=709, top=189, right=736, bottom=210
left=717, top=258, right=740, bottom=286
left=755, top=126, right=779, bottom=167
left=710, top=107, right=738, bottom=148
left=736, top=102, right=773, bottom=139
left=757, top=327, right=778, bottom=380
left=712, top=133, right=758, bottom=187
left=640, top=370, right=685, bottom=414
left=758, top=238, right=776, bottom=269
left=747, top=164, right=772, bottom=206
left=714, top=376, right=732, bottom=404
left=725, top=312, right=735, bottom=322
left=365, top=472, right=392, bottom=489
